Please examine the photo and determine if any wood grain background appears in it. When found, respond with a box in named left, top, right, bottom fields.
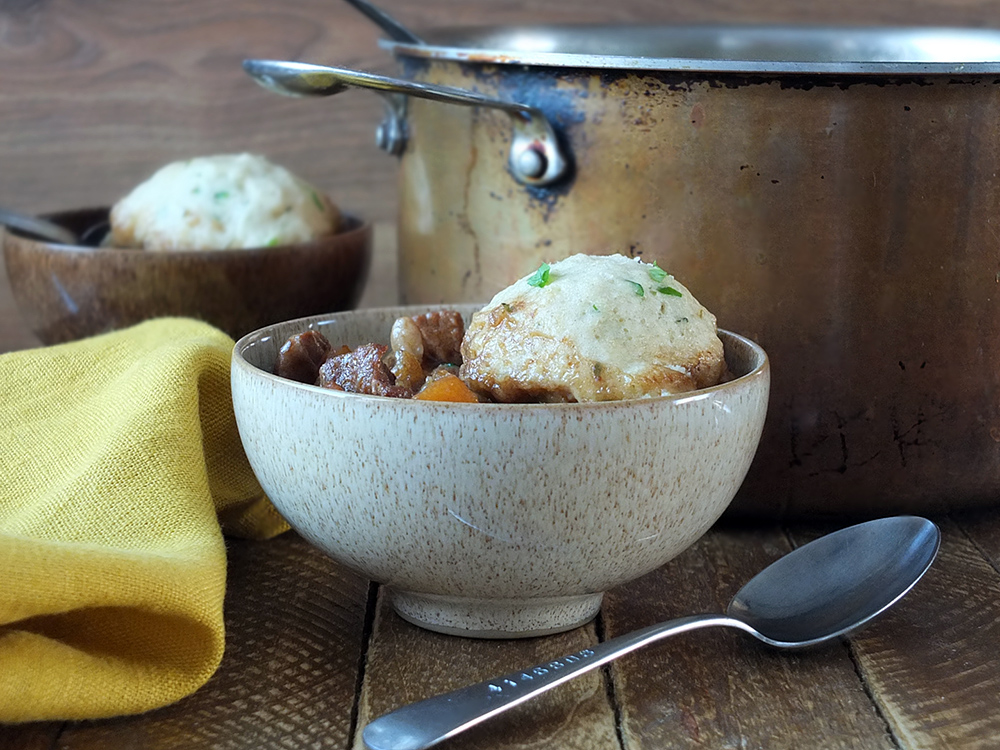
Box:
left=3, top=0, right=1000, bottom=226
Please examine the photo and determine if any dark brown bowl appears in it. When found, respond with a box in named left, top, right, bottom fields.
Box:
left=2, top=207, right=371, bottom=345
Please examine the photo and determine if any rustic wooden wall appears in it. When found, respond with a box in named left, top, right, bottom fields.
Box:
left=2, top=0, right=1000, bottom=226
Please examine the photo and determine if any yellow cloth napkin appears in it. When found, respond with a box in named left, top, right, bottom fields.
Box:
left=0, top=318, right=288, bottom=723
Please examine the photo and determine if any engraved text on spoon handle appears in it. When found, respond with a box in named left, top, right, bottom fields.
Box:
left=362, top=614, right=739, bottom=750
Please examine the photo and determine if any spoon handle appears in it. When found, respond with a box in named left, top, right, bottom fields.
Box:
left=362, top=614, right=741, bottom=750
left=0, top=207, right=77, bottom=246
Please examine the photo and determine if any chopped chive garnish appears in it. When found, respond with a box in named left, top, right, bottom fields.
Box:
left=592, top=303, right=600, bottom=312
left=501, top=302, right=513, bottom=312
left=648, top=261, right=668, bottom=283
left=627, top=280, right=645, bottom=297
left=659, top=286, right=683, bottom=297
left=310, top=190, right=324, bottom=211
left=214, top=191, right=229, bottom=200
left=527, top=262, right=551, bottom=288
left=266, top=236, right=281, bottom=247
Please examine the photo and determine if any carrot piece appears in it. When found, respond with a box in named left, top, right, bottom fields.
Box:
left=414, top=372, right=480, bottom=403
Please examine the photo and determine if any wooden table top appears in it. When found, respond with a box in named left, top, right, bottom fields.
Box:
left=2, top=229, right=1000, bottom=749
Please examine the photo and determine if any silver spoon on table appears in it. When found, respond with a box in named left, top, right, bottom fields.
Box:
left=363, top=515, right=940, bottom=750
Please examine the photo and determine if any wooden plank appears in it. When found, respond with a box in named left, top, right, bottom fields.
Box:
left=354, top=589, right=620, bottom=750
left=603, top=526, right=895, bottom=749
left=0, top=0, right=397, bottom=221
left=0, top=725, right=61, bottom=750
left=817, top=516, right=1000, bottom=749
left=954, top=507, right=1000, bottom=566
left=52, top=533, right=370, bottom=750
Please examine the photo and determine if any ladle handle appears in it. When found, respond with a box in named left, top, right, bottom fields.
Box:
left=362, top=614, right=742, bottom=750
left=242, top=59, right=569, bottom=187
left=340, top=0, right=424, bottom=44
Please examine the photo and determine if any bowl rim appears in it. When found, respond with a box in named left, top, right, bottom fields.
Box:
left=4, top=207, right=370, bottom=255
left=232, top=305, right=770, bottom=410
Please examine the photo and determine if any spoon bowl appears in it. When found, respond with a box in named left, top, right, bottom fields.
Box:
left=729, top=515, right=939, bottom=647
left=362, top=515, right=940, bottom=750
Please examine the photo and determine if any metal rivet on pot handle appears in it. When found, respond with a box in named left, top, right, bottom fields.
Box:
left=242, top=59, right=569, bottom=187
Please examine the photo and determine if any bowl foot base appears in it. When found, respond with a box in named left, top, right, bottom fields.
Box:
left=387, top=590, right=603, bottom=638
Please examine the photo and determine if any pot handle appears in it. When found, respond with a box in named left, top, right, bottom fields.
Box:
left=242, top=59, right=568, bottom=187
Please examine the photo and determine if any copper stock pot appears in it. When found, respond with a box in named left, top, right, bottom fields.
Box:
left=247, top=24, right=1000, bottom=517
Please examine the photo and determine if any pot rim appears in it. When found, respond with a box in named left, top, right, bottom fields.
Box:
left=381, top=22, right=1000, bottom=75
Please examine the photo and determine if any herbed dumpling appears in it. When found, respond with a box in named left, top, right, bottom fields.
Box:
left=109, top=153, right=340, bottom=250
left=459, top=253, right=726, bottom=403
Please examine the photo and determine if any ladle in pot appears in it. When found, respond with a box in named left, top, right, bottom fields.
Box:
left=340, top=0, right=424, bottom=45
left=241, top=59, right=569, bottom=187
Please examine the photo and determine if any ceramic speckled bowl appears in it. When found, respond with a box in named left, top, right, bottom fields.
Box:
left=3, top=207, right=370, bottom=345
left=232, top=305, right=769, bottom=638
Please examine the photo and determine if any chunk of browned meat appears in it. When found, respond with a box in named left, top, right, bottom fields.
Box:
left=317, top=343, right=412, bottom=398
left=412, top=310, right=464, bottom=367
left=275, top=330, right=333, bottom=384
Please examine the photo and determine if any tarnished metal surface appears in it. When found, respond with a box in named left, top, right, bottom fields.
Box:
left=393, top=44, right=1000, bottom=517
left=384, top=24, right=1000, bottom=74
